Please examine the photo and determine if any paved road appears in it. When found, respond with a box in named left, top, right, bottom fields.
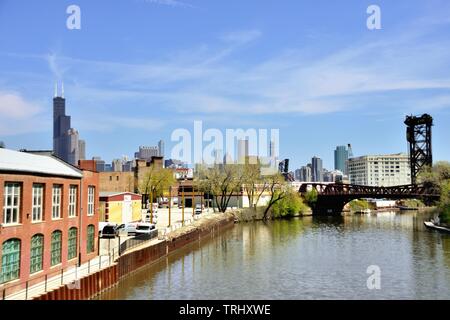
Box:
left=153, top=207, right=215, bottom=229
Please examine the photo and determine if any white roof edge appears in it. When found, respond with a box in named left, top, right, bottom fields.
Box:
left=0, top=148, right=83, bottom=178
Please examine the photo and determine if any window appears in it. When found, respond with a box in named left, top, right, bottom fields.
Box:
left=68, top=186, right=77, bottom=217
left=87, top=186, right=95, bottom=216
left=30, top=234, right=44, bottom=273
left=68, top=228, right=77, bottom=260
left=1, top=239, right=21, bottom=283
left=87, top=225, right=95, bottom=253
left=50, top=230, right=62, bottom=266
left=32, top=184, right=44, bottom=222
left=3, top=183, right=21, bottom=225
left=52, top=185, right=62, bottom=219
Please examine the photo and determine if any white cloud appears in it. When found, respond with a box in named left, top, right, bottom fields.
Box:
left=0, top=91, right=47, bottom=136
left=0, top=92, right=42, bottom=119
left=220, top=30, right=262, bottom=44
left=143, top=0, right=194, bottom=8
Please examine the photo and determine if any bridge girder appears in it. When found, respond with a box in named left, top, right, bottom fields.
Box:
left=299, top=183, right=440, bottom=215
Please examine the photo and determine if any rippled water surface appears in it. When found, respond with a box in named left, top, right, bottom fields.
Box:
left=99, top=212, right=450, bottom=300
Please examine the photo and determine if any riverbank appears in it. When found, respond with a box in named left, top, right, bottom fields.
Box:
left=33, top=212, right=235, bottom=300
left=230, top=207, right=313, bottom=222
left=96, top=210, right=450, bottom=300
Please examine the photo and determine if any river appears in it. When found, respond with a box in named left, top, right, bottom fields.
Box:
left=98, top=211, right=450, bottom=300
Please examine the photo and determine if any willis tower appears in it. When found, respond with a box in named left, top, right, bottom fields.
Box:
left=53, top=83, right=85, bottom=165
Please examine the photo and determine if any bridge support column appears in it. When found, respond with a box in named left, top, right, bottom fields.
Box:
left=312, top=198, right=347, bottom=216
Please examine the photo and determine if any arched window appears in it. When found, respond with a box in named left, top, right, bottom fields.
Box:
left=68, top=228, right=78, bottom=260
left=50, top=230, right=62, bottom=266
left=87, top=225, right=95, bottom=253
left=1, top=238, right=21, bottom=283
left=30, top=234, right=44, bottom=273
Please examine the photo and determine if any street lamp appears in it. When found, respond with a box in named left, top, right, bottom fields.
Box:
left=181, top=178, right=186, bottom=226
left=168, top=185, right=172, bottom=228
left=192, top=183, right=195, bottom=218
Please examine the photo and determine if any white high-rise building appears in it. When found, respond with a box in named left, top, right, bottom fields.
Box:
left=158, top=140, right=165, bottom=157
left=348, top=153, right=411, bottom=187
left=237, top=139, right=249, bottom=164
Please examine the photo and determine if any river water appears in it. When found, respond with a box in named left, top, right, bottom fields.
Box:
left=98, top=211, right=450, bottom=300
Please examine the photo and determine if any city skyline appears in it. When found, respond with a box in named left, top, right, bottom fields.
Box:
left=0, top=0, right=450, bottom=169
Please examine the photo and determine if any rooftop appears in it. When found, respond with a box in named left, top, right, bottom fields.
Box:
left=0, top=148, right=82, bottom=178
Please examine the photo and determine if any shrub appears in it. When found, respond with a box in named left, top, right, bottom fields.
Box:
left=272, top=191, right=307, bottom=218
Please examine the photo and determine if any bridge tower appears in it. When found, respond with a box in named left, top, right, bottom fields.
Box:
left=404, top=114, right=433, bottom=185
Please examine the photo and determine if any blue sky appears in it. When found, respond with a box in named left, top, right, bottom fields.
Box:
left=0, top=0, right=449, bottom=170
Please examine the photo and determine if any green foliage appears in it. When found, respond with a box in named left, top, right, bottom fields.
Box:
left=303, top=189, right=318, bottom=207
left=401, top=199, right=425, bottom=208
left=439, top=180, right=450, bottom=224
left=139, top=165, right=176, bottom=198
left=349, top=199, right=369, bottom=211
left=419, top=162, right=450, bottom=224
left=272, top=191, right=307, bottom=218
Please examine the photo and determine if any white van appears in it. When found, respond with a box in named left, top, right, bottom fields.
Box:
left=135, top=222, right=156, bottom=235
left=117, top=223, right=138, bottom=236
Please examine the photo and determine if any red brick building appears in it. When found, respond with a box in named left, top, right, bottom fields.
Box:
left=0, top=149, right=99, bottom=294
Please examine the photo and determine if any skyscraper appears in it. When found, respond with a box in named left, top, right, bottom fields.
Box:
left=237, top=139, right=249, bottom=164
left=53, top=83, right=86, bottom=166
left=298, top=165, right=312, bottom=182
left=334, top=145, right=349, bottom=175
left=78, top=140, right=86, bottom=161
left=311, top=156, right=323, bottom=182
left=135, top=146, right=159, bottom=160
left=158, top=140, right=165, bottom=157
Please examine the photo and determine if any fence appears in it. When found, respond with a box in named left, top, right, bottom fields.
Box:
left=1, top=211, right=221, bottom=300
left=1, top=255, right=114, bottom=300
left=119, top=230, right=159, bottom=254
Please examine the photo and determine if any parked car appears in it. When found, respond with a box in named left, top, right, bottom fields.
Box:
left=144, top=211, right=158, bottom=223
left=135, top=222, right=156, bottom=235
left=117, top=223, right=138, bottom=236
left=100, top=224, right=119, bottom=238
left=195, top=204, right=202, bottom=215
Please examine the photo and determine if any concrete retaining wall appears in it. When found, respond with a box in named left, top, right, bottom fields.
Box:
left=33, top=215, right=235, bottom=300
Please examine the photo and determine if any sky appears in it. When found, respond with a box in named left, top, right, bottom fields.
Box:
left=0, top=0, right=449, bottom=170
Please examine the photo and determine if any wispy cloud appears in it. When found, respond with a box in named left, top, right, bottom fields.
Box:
left=142, top=0, right=195, bottom=8
left=0, top=91, right=47, bottom=135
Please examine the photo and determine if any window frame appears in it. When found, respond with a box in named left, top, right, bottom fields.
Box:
left=52, top=185, right=62, bottom=220
left=32, top=184, right=44, bottom=222
left=3, top=182, right=21, bottom=225
left=87, top=186, right=95, bottom=216
left=68, top=185, right=78, bottom=218
left=1, top=238, right=21, bottom=283
left=86, top=225, right=95, bottom=253
left=50, top=230, right=62, bottom=266
left=30, top=234, right=44, bottom=274
left=67, top=227, right=78, bottom=260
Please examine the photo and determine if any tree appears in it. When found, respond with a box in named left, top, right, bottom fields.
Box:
left=262, top=173, right=288, bottom=220
left=419, top=162, right=450, bottom=224
left=272, top=190, right=307, bottom=218
left=139, top=165, right=176, bottom=206
left=242, top=160, right=269, bottom=211
left=196, top=164, right=245, bottom=213
left=303, top=189, right=318, bottom=208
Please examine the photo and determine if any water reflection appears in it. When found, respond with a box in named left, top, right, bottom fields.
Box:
left=98, top=211, right=450, bottom=300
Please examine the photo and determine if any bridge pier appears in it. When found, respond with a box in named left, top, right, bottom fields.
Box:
left=311, top=197, right=347, bottom=216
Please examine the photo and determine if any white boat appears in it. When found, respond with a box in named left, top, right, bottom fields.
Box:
left=424, top=221, right=450, bottom=234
